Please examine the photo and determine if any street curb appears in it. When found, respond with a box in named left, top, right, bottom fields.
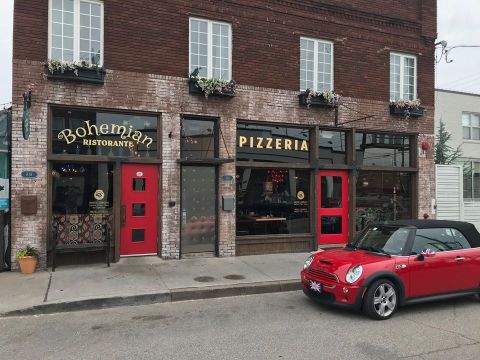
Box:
left=0, top=280, right=301, bottom=317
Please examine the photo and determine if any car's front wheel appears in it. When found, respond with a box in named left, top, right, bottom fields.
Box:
left=362, top=279, right=398, bottom=320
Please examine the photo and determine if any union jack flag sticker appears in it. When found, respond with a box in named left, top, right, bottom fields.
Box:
left=421, top=248, right=434, bottom=255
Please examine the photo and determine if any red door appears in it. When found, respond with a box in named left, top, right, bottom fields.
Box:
left=120, top=164, right=159, bottom=256
left=318, top=171, right=349, bottom=245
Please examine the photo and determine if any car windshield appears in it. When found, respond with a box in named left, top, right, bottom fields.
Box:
left=350, top=226, right=410, bottom=256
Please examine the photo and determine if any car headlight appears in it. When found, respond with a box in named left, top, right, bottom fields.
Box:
left=345, top=265, right=363, bottom=284
left=303, top=255, right=314, bottom=270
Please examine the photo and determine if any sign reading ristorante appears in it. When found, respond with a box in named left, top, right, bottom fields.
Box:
left=58, top=120, right=154, bottom=148
left=52, top=109, right=158, bottom=158
left=236, top=123, right=310, bottom=163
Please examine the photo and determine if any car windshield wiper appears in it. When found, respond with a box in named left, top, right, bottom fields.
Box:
left=345, top=243, right=358, bottom=250
left=358, top=246, right=391, bottom=257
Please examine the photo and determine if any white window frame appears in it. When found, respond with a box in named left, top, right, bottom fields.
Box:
left=390, top=52, right=417, bottom=101
left=189, top=17, right=232, bottom=80
left=299, top=37, right=334, bottom=92
left=462, top=112, right=480, bottom=141
left=48, top=0, right=104, bottom=66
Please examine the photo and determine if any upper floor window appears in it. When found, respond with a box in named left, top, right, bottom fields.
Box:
left=189, top=18, right=231, bottom=80
left=49, top=0, right=104, bottom=65
left=300, top=38, right=333, bottom=91
left=462, top=112, right=480, bottom=140
left=390, top=53, right=416, bottom=101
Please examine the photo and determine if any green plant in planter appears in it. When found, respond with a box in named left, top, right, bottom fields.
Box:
left=302, top=89, right=340, bottom=108
left=46, top=59, right=103, bottom=76
left=16, top=245, right=39, bottom=259
left=189, top=68, right=236, bottom=98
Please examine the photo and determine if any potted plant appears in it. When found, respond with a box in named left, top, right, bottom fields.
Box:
left=45, top=59, right=106, bottom=84
left=188, top=68, right=236, bottom=98
left=389, top=98, right=424, bottom=118
left=16, top=245, right=39, bottom=274
left=299, top=89, right=340, bottom=108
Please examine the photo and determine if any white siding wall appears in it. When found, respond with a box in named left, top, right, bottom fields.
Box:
left=436, top=164, right=480, bottom=231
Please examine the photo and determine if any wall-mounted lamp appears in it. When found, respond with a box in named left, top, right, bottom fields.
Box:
left=168, top=131, right=172, bottom=138
left=421, top=141, right=430, bottom=151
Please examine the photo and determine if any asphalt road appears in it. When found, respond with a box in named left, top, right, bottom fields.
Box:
left=1, top=291, right=479, bottom=360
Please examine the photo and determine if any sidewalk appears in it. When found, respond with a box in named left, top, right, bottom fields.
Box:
left=0, top=252, right=310, bottom=316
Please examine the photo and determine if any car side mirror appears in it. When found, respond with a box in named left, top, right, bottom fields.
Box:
left=416, top=253, right=424, bottom=261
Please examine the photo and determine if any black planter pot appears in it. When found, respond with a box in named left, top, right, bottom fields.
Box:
left=298, top=93, right=336, bottom=108
left=188, top=79, right=235, bottom=97
left=47, top=66, right=106, bottom=84
left=389, top=104, right=424, bottom=118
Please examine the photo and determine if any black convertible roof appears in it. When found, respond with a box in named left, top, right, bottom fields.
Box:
left=381, top=220, right=480, bottom=248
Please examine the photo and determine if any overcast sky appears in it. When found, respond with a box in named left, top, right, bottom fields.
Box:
left=0, top=0, right=479, bottom=106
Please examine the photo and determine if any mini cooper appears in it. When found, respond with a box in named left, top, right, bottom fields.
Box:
left=301, top=220, right=480, bottom=320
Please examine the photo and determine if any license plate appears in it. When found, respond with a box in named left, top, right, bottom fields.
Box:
left=309, top=280, right=322, bottom=293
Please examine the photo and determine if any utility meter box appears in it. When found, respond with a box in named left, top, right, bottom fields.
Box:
left=222, top=195, right=235, bottom=211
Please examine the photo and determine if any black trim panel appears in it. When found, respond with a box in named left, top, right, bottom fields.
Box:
left=404, top=289, right=480, bottom=305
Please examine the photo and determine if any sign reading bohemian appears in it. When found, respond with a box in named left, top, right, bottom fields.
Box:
left=58, top=120, right=154, bottom=149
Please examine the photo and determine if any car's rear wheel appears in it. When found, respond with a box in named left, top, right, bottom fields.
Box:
left=362, top=279, right=398, bottom=320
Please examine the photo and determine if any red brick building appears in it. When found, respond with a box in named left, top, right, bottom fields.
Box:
left=11, top=0, right=437, bottom=268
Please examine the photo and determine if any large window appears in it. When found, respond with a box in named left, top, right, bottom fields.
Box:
left=236, top=168, right=310, bottom=236
left=463, top=161, right=480, bottom=199
left=181, top=118, right=217, bottom=159
left=189, top=18, right=231, bottom=80
left=356, top=133, right=411, bottom=167
left=300, top=37, right=333, bottom=92
left=49, top=0, right=104, bottom=65
left=412, top=228, right=471, bottom=254
left=390, top=53, right=416, bottom=101
left=356, top=172, right=412, bottom=230
left=462, top=112, right=480, bottom=140
left=52, top=162, right=113, bottom=245
left=236, top=123, right=310, bottom=163
left=52, top=109, right=157, bottom=158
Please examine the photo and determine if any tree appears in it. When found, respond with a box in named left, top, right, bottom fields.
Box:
left=435, top=120, right=462, bottom=164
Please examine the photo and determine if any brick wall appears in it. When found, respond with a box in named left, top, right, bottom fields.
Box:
left=12, top=1, right=437, bottom=268
left=14, top=0, right=436, bottom=104
left=11, top=60, right=435, bottom=268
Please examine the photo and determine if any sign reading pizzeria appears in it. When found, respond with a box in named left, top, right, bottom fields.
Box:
left=236, top=123, right=310, bottom=163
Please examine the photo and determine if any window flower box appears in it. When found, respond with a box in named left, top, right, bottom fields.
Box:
left=299, top=89, right=340, bottom=109
left=389, top=99, right=424, bottom=118
left=188, top=68, right=236, bottom=98
left=45, top=60, right=105, bottom=84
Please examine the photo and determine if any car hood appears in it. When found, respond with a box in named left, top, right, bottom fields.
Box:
left=310, top=248, right=393, bottom=278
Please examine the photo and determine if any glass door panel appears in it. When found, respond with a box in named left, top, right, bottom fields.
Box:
left=318, top=171, right=348, bottom=245
left=181, top=166, right=217, bottom=254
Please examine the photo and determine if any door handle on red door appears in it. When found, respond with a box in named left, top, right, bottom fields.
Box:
left=455, top=257, right=465, bottom=261
left=120, top=205, right=126, bottom=226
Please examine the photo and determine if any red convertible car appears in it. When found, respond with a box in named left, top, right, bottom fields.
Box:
left=301, top=220, right=480, bottom=320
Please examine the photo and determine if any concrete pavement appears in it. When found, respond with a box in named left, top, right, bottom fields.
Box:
left=0, top=252, right=310, bottom=316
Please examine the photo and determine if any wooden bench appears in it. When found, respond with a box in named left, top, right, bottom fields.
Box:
left=51, top=214, right=112, bottom=272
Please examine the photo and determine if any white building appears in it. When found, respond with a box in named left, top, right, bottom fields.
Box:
left=435, top=89, right=480, bottom=229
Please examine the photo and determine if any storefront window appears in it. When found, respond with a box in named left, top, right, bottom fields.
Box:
left=181, top=118, right=217, bottom=159
left=52, top=162, right=113, bottom=245
left=356, top=172, right=412, bottom=231
left=52, top=109, right=157, bottom=158
left=318, top=130, right=346, bottom=164
left=356, top=133, right=410, bottom=167
left=237, top=123, right=310, bottom=163
left=236, top=168, right=310, bottom=235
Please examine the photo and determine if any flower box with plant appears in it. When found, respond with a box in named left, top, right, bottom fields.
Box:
left=188, top=68, right=236, bottom=98
left=16, top=245, right=39, bottom=274
left=299, top=89, right=340, bottom=109
left=46, top=59, right=106, bottom=84
left=389, top=99, right=424, bottom=118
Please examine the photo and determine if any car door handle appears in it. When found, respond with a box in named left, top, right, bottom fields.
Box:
left=455, top=257, right=465, bottom=262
